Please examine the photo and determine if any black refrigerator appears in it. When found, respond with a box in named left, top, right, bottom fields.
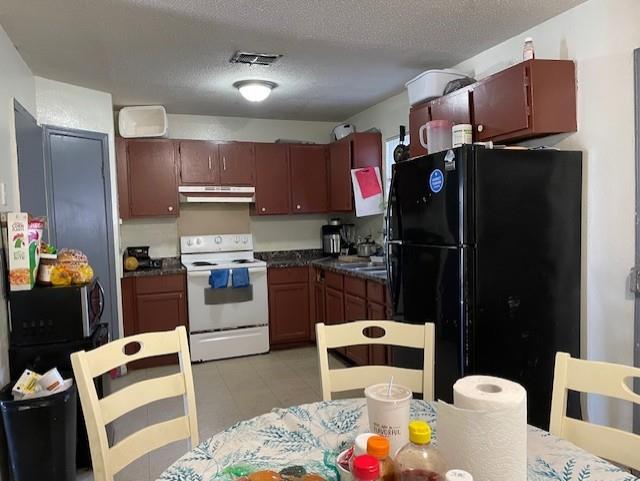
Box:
left=385, top=145, right=582, bottom=429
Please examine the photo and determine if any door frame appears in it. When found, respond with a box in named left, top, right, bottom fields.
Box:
left=634, top=47, right=640, bottom=435
left=42, top=125, right=119, bottom=337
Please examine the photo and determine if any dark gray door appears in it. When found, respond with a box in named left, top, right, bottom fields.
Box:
left=43, top=126, right=118, bottom=336
left=14, top=101, right=49, bottom=238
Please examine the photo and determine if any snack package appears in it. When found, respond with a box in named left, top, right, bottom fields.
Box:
left=12, top=369, right=42, bottom=399
left=7, top=213, right=44, bottom=291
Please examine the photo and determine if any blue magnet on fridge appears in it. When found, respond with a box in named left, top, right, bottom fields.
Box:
left=429, top=169, right=444, bottom=193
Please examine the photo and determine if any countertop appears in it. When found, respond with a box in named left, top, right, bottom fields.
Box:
left=256, top=249, right=387, bottom=284
left=122, top=257, right=186, bottom=278
left=310, top=257, right=387, bottom=284
left=254, top=249, right=324, bottom=268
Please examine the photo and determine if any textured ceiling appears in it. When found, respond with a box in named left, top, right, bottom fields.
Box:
left=0, top=0, right=585, bottom=121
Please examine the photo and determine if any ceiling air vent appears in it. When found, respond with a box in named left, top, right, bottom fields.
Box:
left=230, top=51, right=282, bottom=66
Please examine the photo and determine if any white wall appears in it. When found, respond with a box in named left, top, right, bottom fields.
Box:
left=35, top=77, right=124, bottom=338
left=343, top=0, right=640, bottom=430
left=0, top=25, right=36, bottom=388
left=120, top=113, right=337, bottom=254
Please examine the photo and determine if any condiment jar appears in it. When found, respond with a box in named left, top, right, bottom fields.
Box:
left=367, top=435, right=396, bottom=481
left=352, top=455, right=380, bottom=481
left=349, top=433, right=376, bottom=473
left=395, top=420, right=446, bottom=481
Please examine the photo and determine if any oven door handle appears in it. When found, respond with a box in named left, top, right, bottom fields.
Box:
left=187, top=267, right=267, bottom=277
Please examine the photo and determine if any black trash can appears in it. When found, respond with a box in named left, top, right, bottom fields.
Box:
left=0, top=384, right=77, bottom=481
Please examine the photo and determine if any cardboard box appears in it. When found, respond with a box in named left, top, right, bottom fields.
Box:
left=7, top=212, right=43, bottom=291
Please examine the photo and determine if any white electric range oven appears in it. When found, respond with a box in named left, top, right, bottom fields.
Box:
left=180, top=234, right=268, bottom=361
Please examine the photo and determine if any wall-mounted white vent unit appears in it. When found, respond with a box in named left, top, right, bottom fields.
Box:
left=118, top=105, right=167, bottom=138
left=230, top=51, right=282, bottom=66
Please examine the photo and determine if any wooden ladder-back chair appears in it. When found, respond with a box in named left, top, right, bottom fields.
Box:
left=71, top=326, right=198, bottom=481
left=316, top=320, right=435, bottom=401
left=549, top=352, right=640, bottom=471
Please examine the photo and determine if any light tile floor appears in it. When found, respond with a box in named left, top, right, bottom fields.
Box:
left=77, top=346, right=353, bottom=481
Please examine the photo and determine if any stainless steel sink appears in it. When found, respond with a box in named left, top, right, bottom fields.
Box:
left=350, top=265, right=386, bottom=272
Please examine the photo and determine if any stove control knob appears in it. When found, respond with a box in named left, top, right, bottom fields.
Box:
left=234, top=236, right=240, bottom=243
left=195, top=238, right=203, bottom=246
left=186, top=239, right=193, bottom=247
left=242, top=237, right=249, bottom=244
left=215, top=236, right=222, bottom=244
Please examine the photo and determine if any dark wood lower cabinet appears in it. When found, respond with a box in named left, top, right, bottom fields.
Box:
left=344, top=293, right=369, bottom=365
left=121, top=274, right=188, bottom=369
left=269, top=282, right=310, bottom=345
left=268, top=267, right=311, bottom=347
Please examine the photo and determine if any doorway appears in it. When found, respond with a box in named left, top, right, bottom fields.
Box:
left=43, top=126, right=118, bottom=337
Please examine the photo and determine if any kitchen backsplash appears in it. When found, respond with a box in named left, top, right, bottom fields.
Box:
left=119, top=206, right=328, bottom=257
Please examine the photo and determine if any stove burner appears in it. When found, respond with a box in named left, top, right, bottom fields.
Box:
left=232, top=259, right=254, bottom=264
left=192, top=261, right=217, bottom=266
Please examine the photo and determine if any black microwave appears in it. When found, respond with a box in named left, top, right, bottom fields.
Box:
left=8, top=280, right=104, bottom=346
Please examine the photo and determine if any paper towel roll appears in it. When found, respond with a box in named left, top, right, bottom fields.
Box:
left=437, top=376, right=527, bottom=481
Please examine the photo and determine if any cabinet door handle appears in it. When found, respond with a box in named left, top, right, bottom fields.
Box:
left=296, top=204, right=301, bottom=210
left=261, top=207, right=266, bottom=212
left=168, top=206, right=174, bottom=212
left=223, top=157, right=227, bottom=171
left=477, top=124, right=484, bottom=133
left=208, top=156, right=212, bottom=170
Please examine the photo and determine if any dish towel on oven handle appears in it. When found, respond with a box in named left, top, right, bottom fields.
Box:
left=209, top=269, right=229, bottom=288
left=232, top=268, right=250, bottom=288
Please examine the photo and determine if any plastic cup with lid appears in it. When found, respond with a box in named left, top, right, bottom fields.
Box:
left=364, top=383, right=412, bottom=455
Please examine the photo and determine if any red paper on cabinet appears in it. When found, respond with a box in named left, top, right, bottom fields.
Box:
left=354, top=168, right=382, bottom=199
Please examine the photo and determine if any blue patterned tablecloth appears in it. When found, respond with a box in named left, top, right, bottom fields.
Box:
left=160, top=399, right=638, bottom=481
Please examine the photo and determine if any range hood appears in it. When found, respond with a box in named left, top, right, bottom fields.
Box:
left=179, top=186, right=255, bottom=203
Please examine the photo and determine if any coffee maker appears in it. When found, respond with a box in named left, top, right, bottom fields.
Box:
left=322, top=219, right=342, bottom=256
left=322, top=219, right=355, bottom=256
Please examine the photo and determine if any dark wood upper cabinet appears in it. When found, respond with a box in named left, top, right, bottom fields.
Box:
left=126, top=139, right=179, bottom=217
left=473, top=59, right=576, bottom=142
left=472, top=62, right=530, bottom=141
left=219, top=142, right=255, bottom=186
left=328, top=139, right=352, bottom=212
left=179, top=140, right=219, bottom=185
left=351, top=132, right=382, bottom=169
left=429, top=87, right=472, bottom=125
left=290, top=144, right=328, bottom=214
left=116, top=137, right=130, bottom=220
left=409, top=102, right=430, bottom=157
left=409, top=59, right=576, bottom=148
left=254, top=143, right=291, bottom=215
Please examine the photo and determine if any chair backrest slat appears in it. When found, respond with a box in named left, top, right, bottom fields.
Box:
left=316, top=321, right=435, bottom=401
left=330, top=366, right=424, bottom=394
left=110, top=416, right=191, bottom=475
left=321, top=320, right=426, bottom=349
left=562, top=417, right=640, bottom=471
left=100, top=373, right=186, bottom=425
left=71, top=326, right=199, bottom=481
left=82, top=330, right=181, bottom=378
left=549, top=352, right=640, bottom=471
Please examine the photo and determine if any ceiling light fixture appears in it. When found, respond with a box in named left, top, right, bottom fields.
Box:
left=233, top=80, right=277, bottom=102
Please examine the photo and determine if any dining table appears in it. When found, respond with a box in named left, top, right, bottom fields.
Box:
left=159, top=399, right=638, bottom=481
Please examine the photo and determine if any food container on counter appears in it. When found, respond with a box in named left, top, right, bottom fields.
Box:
left=452, top=124, right=473, bottom=148
left=37, top=253, right=58, bottom=286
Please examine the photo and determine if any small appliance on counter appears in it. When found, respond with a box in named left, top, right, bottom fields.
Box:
left=322, top=219, right=356, bottom=256
left=123, top=246, right=161, bottom=271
